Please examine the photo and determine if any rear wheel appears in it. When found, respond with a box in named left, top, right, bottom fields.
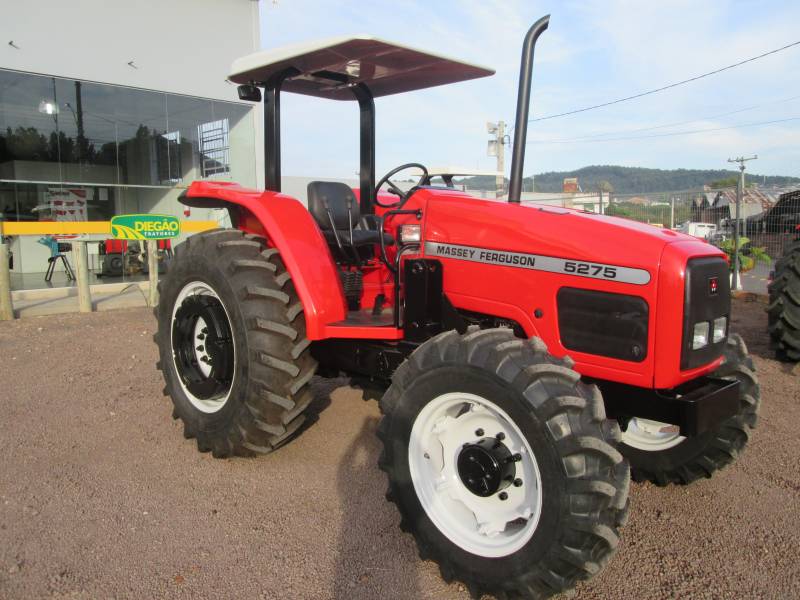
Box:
left=767, top=236, right=800, bottom=361
left=154, top=229, right=317, bottom=457
left=619, top=333, right=759, bottom=485
left=378, top=328, right=629, bottom=599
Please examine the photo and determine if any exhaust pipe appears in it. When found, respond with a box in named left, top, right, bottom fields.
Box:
left=508, top=14, right=550, bottom=204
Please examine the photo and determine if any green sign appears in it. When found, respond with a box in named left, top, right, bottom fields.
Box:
left=111, top=214, right=181, bottom=240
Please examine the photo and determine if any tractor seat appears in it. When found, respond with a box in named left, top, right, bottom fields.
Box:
left=307, top=181, right=394, bottom=248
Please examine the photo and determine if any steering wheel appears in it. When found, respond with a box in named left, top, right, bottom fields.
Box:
left=374, top=162, right=429, bottom=208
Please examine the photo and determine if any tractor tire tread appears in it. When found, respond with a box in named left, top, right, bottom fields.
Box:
left=623, top=333, right=759, bottom=485
left=767, top=235, right=800, bottom=361
left=377, top=327, right=629, bottom=600
left=154, top=229, right=317, bottom=458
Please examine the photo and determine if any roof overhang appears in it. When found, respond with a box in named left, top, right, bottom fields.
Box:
left=229, top=35, right=495, bottom=100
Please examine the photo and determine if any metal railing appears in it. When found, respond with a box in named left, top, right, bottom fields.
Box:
left=0, top=219, right=216, bottom=320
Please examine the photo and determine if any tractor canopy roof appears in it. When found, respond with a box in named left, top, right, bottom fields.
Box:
left=228, top=35, right=495, bottom=100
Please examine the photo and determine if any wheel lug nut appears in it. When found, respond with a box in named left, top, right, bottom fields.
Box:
left=196, top=345, right=204, bottom=352
left=513, top=478, right=523, bottom=487
left=496, top=432, right=505, bottom=441
left=475, top=428, right=484, bottom=437
left=512, top=453, right=522, bottom=462
left=498, top=492, right=508, bottom=501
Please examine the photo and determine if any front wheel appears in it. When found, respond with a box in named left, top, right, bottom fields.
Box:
left=378, top=328, right=629, bottom=599
left=619, top=333, right=760, bottom=485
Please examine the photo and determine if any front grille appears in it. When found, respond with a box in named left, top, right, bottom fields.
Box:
left=681, top=257, right=730, bottom=370
left=557, top=287, right=648, bottom=362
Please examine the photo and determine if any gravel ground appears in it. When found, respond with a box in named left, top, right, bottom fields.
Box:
left=1, top=297, right=798, bottom=599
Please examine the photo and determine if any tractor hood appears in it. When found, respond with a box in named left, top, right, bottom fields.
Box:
left=417, top=188, right=728, bottom=390
left=421, top=190, right=712, bottom=284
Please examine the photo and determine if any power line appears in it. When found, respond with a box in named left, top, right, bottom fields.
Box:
left=527, top=116, right=800, bottom=144
left=528, top=39, right=800, bottom=123
left=530, top=94, right=800, bottom=143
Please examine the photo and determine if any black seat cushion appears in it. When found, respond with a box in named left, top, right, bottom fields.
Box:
left=308, top=181, right=358, bottom=231
left=308, top=181, right=394, bottom=248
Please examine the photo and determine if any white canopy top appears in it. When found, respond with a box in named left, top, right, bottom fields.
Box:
left=229, top=35, right=495, bottom=100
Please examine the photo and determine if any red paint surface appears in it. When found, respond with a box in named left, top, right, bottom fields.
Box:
left=188, top=181, right=727, bottom=390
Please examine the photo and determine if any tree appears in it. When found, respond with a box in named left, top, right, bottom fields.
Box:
left=599, top=180, right=614, bottom=193
left=709, top=176, right=738, bottom=189
left=718, top=237, right=771, bottom=272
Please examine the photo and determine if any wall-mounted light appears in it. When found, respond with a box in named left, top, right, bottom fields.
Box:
left=38, top=100, right=60, bottom=115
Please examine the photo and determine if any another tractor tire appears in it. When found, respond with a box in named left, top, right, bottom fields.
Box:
left=154, top=229, right=317, bottom=458
left=378, top=327, right=629, bottom=599
left=102, top=253, right=123, bottom=277
left=767, top=236, right=800, bottom=361
left=619, top=333, right=759, bottom=486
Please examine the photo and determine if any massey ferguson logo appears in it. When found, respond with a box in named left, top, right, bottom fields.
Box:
left=423, top=241, right=651, bottom=285
left=709, top=277, right=719, bottom=296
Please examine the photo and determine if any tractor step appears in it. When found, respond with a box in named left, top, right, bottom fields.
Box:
left=333, top=309, right=394, bottom=327
left=321, top=309, right=403, bottom=340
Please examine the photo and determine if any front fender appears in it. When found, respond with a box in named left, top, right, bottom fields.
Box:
left=184, top=181, right=346, bottom=339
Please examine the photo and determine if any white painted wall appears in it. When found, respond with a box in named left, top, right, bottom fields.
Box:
left=0, top=0, right=265, bottom=189
left=0, top=0, right=259, bottom=102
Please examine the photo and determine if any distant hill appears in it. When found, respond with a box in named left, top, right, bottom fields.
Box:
left=458, top=165, right=800, bottom=194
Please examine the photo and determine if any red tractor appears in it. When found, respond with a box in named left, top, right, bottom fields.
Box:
left=155, top=16, right=759, bottom=599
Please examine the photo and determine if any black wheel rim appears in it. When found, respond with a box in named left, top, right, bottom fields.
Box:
left=171, top=289, right=234, bottom=403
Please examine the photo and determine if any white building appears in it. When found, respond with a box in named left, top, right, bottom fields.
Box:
left=0, top=0, right=262, bottom=280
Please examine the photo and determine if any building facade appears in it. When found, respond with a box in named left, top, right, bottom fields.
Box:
left=0, top=0, right=262, bottom=284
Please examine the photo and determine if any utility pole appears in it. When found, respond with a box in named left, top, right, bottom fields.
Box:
left=727, top=155, right=757, bottom=292
left=670, top=196, right=675, bottom=229
left=487, top=121, right=507, bottom=198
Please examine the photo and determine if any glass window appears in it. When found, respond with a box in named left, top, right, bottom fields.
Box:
left=165, top=95, right=213, bottom=183
left=0, top=181, right=114, bottom=223
left=221, top=101, right=255, bottom=186
left=1, top=69, right=256, bottom=291
left=1, top=69, right=255, bottom=190
left=0, top=70, right=63, bottom=182
left=53, top=78, right=119, bottom=184
left=113, top=87, right=168, bottom=186
left=1, top=68, right=255, bottom=190
left=199, top=118, right=230, bottom=178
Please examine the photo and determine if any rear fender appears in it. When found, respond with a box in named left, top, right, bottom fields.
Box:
left=183, top=181, right=346, bottom=339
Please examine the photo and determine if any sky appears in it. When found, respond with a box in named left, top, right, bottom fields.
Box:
left=259, top=0, right=800, bottom=179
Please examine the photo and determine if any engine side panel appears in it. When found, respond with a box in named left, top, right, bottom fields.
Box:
left=418, top=188, right=716, bottom=388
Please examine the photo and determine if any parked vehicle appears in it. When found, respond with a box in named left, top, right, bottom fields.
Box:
left=676, top=221, right=718, bottom=240
left=154, top=15, right=759, bottom=599
left=768, top=228, right=800, bottom=361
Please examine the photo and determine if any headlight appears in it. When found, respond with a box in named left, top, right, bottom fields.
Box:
left=712, top=316, right=727, bottom=343
left=399, top=224, right=421, bottom=244
left=692, top=322, right=710, bottom=349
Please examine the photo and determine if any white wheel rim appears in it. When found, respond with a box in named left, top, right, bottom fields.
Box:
left=170, top=280, right=236, bottom=414
left=621, top=417, right=685, bottom=451
left=408, top=392, right=543, bottom=558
